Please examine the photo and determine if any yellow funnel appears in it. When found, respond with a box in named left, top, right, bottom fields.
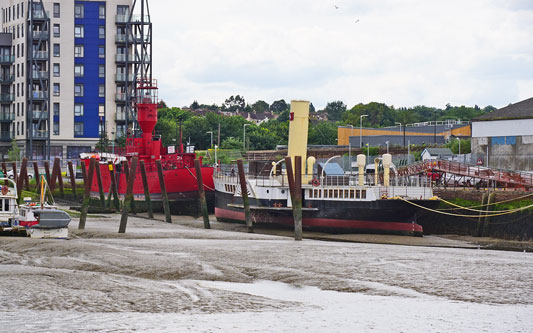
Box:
left=287, top=100, right=310, bottom=175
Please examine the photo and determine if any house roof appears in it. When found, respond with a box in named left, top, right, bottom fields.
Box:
left=423, top=148, right=453, bottom=156
left=473, top=97, right=533, bottom=121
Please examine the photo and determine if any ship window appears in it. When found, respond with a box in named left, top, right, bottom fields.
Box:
left=333, top=189, right=338, bottom=198
left=356, top=190, right=360, bottom=199
left=329, top=189, right=333, bottom=198
left=344, top=190, right=349, bottom=198
left=350, top=189, right=355, bottom=199
left=4, top=199, right=9, bottom=211
left=318, top=190, right=322, bottom=197
left=361, top=190, right=366, bottom=199
left=308, top=190, right=312, bottom=198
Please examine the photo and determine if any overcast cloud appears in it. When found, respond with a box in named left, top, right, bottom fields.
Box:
left=149, top=0, right=533, bottom=110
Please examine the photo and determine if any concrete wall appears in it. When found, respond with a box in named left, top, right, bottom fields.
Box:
left=471, top=135, right=533, bottom=171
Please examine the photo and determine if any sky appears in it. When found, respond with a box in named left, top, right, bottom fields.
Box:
left=148, top=0, right=533, bottom=110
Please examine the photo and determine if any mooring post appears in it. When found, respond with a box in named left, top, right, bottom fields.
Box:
left=49, top=159, right=58, bottom=191
left=237, top=159, right=253, bottom=233
left=94, top=162, right=106, bottom=207
left=79, top=157, right=96, bottom=230
left=482, top=192, right=495, bottom=237
left=122, top=161, right=135, bottom=214
left=44, top=161, right=51, bottom=186
left=81, top=161, right=87, bottom=185
left=108, top=162, right=120, bottom=211
left=156, top=159, right=172, bottom=223
left=474, top=193, right=488, bottom=237
left=54, top=158, right=64, bottom=198
left=11, top=162, right=17, bottom=184
left=33, top=161, right=41, bottom=192
left=2, top=162, right=7, bottom=185
left=68, top=161, right=78, bottom=201
left=140, top=160, right=153, bottom=219
left=285, top=156, right=303, bottom=240
left=16, top=158, right=28, bottom=201
left=22, top=158, right=30, bottom=191
left=119, top=157, right=138, bottom=233
left=194, top=159, right=210, bottom=229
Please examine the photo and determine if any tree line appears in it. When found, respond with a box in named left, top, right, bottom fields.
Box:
left=153, top=96, right=495, bottom=150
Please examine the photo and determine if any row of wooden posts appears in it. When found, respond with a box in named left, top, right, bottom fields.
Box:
left=7, top=154, right=305, bottom=240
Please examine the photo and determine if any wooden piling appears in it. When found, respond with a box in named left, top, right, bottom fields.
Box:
left=94, top=162, right=106, bottom=207
left=237, top=159, right=253, bottom=233
left=156, top=159, right=172, bottom=223
left=482, top=192, right=495, bottom=237
left=1, top=162, right=7, bottom=185
left=44, top=161, right=51, bottom=186
left=119, top=157, right=138, bottom=233
left=108, top=162, right=120, bottom=211
left=122, top=161, right=135, bottom=214
left=11, top=162, right=17, bottom=184
left=33, top=161, right=41, bottom=192
left=139, top=160, right=153, bottom=219
left=474, top=193, right=488, bottom=237
left=79, top=157, right=96, bottom=230
left=285, top=156, right=303, bottom=240
left=49, top=160, right=58, bottom=191
left=22, top=158, right=30, bottom=191
left=53, top=158, right=64, bottom=198
left=16, top=158, right=28, bottom=201
left=194, top=159, right=210, bottom=229
left=67, top=161, right=78, bottom=201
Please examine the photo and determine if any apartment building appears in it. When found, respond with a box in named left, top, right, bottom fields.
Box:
left=0, top=0, right=137, bottom=160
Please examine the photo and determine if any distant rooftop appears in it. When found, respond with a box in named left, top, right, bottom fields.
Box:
left=423, top=148, right=453, bottom=156
left=473, top=97, right=533, bottom=121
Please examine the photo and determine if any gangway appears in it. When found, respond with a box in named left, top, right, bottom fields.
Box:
left=397, top=159, right=533, bottom=190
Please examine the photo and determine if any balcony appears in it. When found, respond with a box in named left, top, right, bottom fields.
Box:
left=30, top=10, right=49, bottom=20
left=132, top=34, right=151, bottom=43
left=0, top=112, right=15, bottom=121
left=115, top=54, right=128, bottom=62
left=32, top=111, right=49, bottom=120
left=0, top=93, right=14, bottom=103
left=115, top=93, right=127, bottom=102
left=32, top=71, right=49, bottom=80
left=32, top=31, right=49, bottom=40
left=0, top=131, right=14, bottom=142
left=31, top=91, right=48, bottom=100
left=0, top=55, right=15, bottom=64
left=115, top=34, right=132, bottom=43
left=32, top=129, right=49, bottom=139
left=115, top=73, right=134, bottom=82
left=0, top=74, right=14, bottom=84
left=32, top=51, right=49, bottom=60
left=115, top=15, right=129, bottom=23
left=115, top=112, right=126, bottom=121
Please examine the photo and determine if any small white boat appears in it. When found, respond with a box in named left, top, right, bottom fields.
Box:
left=0, top=178, right=20, bottom=232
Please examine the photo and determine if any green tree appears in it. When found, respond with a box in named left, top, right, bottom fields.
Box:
left=343, top=102, right=395, bottom=127
left=220, top=137, right=243, bottom=149
left=308, top=121, right=337, bottom=145
left=7, top=139, right=20, bottom=161
left=223, top=95, right=246, bottom=112
left=252, top=100, right=269, bottom=113
left=190, top=100, right=200, bottom=110
left=324, top=101, right=346, bottom=121
left=270, top=99, right=288, bottom=113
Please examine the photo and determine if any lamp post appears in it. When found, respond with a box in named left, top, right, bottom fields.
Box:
left=360, top=114, right=368, bottom=148
left=243, top=124, right=250, bottom=150
left=366, top=143, right=369, bottom=164
left=385, top=141, right=389, bottom=154
left=111, top=131, right=115, bottom=155
left=457, top=137, right=461, bottom=162
left=395, top=122, right=404, bottom=147
left=206, top=131, right=213, bottom=149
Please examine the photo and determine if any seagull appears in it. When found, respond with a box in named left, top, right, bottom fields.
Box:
left=355, top=19, right=360, bottom=23
left=334, top=5, right=339, bottom=9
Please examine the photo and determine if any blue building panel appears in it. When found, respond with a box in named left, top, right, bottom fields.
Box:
left=74, top=1, right=106, bottom=138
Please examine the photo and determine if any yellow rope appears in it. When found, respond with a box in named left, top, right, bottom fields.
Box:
left=438, top=197, right=520, bottom=213
left=437, top=192, right=533, bottom=211
left=395, top=197, right=533, bottom=218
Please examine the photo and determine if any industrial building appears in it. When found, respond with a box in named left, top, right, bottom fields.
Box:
left=0, top=0, right=151, bottom=160
left=338, top=120, right=471, bottom=148
left=471, top=97, right=533, bottom=171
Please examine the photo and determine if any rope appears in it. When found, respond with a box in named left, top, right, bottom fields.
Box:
left=437, top=192, right=533, bottom=211
left=438, top=197, right=522, bottom=213
left=184, top=166, right=216, bottom=191
left=394, top=197, right=533, bottom=218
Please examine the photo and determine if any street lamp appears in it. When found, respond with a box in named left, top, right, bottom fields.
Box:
left=243, top=124, right=250, bottom=150
left=366, top=143, right=369, bottom=164
left=457, top=137, right=461, bottom=161
left=385, top=141, right=389, bottom=154
left=206, top=131, right=213, bottom=149
left=360, top=114, right=368, bottom=148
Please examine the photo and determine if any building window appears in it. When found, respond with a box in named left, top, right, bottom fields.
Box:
left=53, top=63, right=60, bottom=77
left=53, top=3, right=60, bottom=18
left=53, top=83, right=60, bottom=96
left=74, top=25, right=84, bottom=38
left=98, top=104, right=105, bottom=117
left=99, top=5, right=105, bottom=19
left=98, top=26, right=105, bottom=39
left=74, top=84, right=84, bottom=97
left=74, top=45, right=84, bottom=57
left=74, top=122, right=84, bottom=136
left=98, top=45, right=105, bottom=58
left=53, top=122, right=59, bottom=135
left=74, top=104, right=84, bottom=116
left=53, top=103, right=59, bottom=117
left=21, top=23, right=23, bottom=38
left=74, top=4, right=84, bottom=19
left=74, top=64, right=84, bottom=77
left=99, top=84, right=105, bottom=98
left=53, top=24, right=60, bottom=38
left=53, top=43, right=60, bottom=57
left=98, top=65, right=105, bottom=78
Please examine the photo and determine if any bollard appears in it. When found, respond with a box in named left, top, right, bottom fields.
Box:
left=44, top=161, right=51, bottom=186
left=237, top=159, right=253, bottom=233
left=94, top=162, right=106, bottom=207
left=33, top=161, right=41, bottom=192
left=194, top=159, right=210, bottom=229
left=108, top=162, right=120, bottom=211
left=156, top=160, right=172, bottom=223
left=482, top=192, right=495, bottom=237
left=285, top=156, right=303, bottom=241
left=139, top=160, right=153, bottom=219
left=119, top=157, right=138, bottom=233
left=474, top=193, right=487, bottom=237
left=79, top=157, right=96, bottom=230
left=68, top=161, right=78, bottom=201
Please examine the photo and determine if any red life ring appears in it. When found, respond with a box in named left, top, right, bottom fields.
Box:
left=312, top=178, right=320, bottom=186
left=1, top=186, right=7, bottom=195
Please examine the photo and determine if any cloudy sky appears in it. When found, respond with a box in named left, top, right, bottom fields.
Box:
left=148, top=0, right=533, bottom=110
